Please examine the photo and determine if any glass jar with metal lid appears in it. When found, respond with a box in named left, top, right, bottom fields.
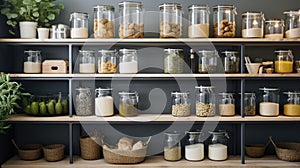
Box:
left=242, top=12, right=264, bottom=38
left=185, top=131, right=204, bottom=161
left=159, top=3, right=182, bottom=38
left=259, top=87, right=280, bottom=116
left=95, top=88, right=114, bottom=116
left=164, top=131, right=181, bottom=161
left=242, top=93, right=256, bottom=116
left=265, top=19, right=284, bottom=39
left=24, top=50, right=42, bottom=73
left=198, top=50, right=218, bottom=73
left=208, top=130, right=230, bottom=161
left=284, top=10, right=300, bottom=38
left=171, top=92, right=190, bottom=117
left=118, top=91, right=138, bottom=117
left=195, top=86, right=216, bottom=117
left=283, top=91, right=300, bottom=116
left=218, top=93, right=235, bottom=116
left=119, top=49, right=138, bottom=73
left=78, top=50, right=96, bottom=73
left=93, top=5, right=114, bottom=38
left=75, top=87, right=93, bottom=116
left=221, top=51, right=240, bottom=73
left=118, top=1, right=144, bottom=38
left=98, top=49, right=117, bottom=73
left=274, top=50, right=294, bottom=73
left=213, top=5, right=237, bottom=38
left=164, top=49, right=184, bottom=74
left=70, top=12, right=89, bottom=38
left=188, top=5, right=210, bottom=38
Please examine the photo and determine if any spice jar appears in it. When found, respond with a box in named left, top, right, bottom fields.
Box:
left=274, top=50, right=294, bottom=73
left=222, top=51, right=240, bottom=73
left=118, top=91, right=138, bottom=117
left=24, top=50, right=42, bottom=73
left=164, top=132, right=181, bottom=161
left=283, top=91, right=300, bottom=116
left=242, top=12, right=264, bottom=38
left=198, top=50, right=218, bottom=73
left=213, top=5, right=237, bottom=38
left=265, top=19, right=284, bottom=39
left=185, top=131, right=204, bottom=161
left=93, top=5, right=115, bottom=38
left=164, top=49, right=184, bottom=74
left=98, top=49, right=117, bottom=73
left=208, top=130, right=229, bottom=161
left=119, top=49, right=138, bottom=73
left=242, top=93, right=256, bottom=116
left=159, top=3, right=182, bottom=38
left=219, top=93, right=235, bottom=116
left=259, top=87, right=280, bottom=116
left=118, top=1, right=144, bottom=38
left=78, top=50, right=96, bottom=73
left=70, top=12, right=89, bottom=39
left=171, top=92, right=190, bottom=117
left=75, top=87, right=93, bottom=116
left=195, top=86, right=216, bottom=117
left=284, top=10, right=300, bottom=38
left=188, top=5, right=210, bottom=38
left=95, top=88, right=114, bottom=117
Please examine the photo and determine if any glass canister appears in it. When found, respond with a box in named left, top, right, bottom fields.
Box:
left=219, top=93, right=235, bottom=116
left=284, top=10, right=300, bottom=38
left=95, top=88, right=114, bottom=117
left=242, top=12, right=264, bottom=38
left=93, top=5, right=115, bottom=38
left=119, top=49, right=138, bottom=73
left=75, top=87, right=93, bottom=116
left=164, top=132, right=181, bottom=161
left=118, top=91, right=138, bottom=117
left=70, top=12, right=89, bottom=39
left=198, top=50, right=218, bottom=73
left=265, top=19, right=284, bottom=39
left=185, top=131, right=204, bottom=161
left=195, top=86, right=216, bottom=117
left=213, top=5, right=237, bottom=38
left=164, top=49, right=184, bottom=74
left=188, top=5, right=210, bottom=38
left=243, top=93, right=256, bottom=116
left=259, top=87, right=280, bottom=116
left=222, top=51, right=240, bottom=73
left=208, top=130, right=229, bottom=161
left=283, top=91, right=300, bottom=116
left=24, top=50, right=42, bottom=73
left=171, top=92, right=191, bottom=117
left=274, top=50, right=294, bottom=73
left=159, top=3, right=182, bottom=38
left=118, top=1, right=144, bottom=38
left=97, top=49, right=117, bottom=73
left=78, top=50, right=96, bottom=73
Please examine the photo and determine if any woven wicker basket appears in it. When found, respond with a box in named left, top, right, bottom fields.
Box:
left=245, top=144, right=266, bottom=158
left=18, top=144, right=43, bottom=161
left=270, top=136, right=300, bottom=162
left=43, top=144, right=65, bottom=162
left=80, top=136, right=102, bottom=160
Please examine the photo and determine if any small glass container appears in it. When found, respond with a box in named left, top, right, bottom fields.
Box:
left=118, top=91, right=138, bottom=117
left=195, top=86, right=216, bottom=117
left=242, top=12, right=264, bottom=38
left=164, top=49, right=184, bottom=74
left=213, top=5, right=237, bottom=38
left=23, top=50, right=42, bottom=73
left=219, top=93, right=235, bottom=116
left=159, top=3, right=182, bottom=38
left=259, top=87, right=280, bottom=116
left=164, top=132, right=181, bottom=161
left=222, top=51, right=240, bottom=73
left=185, top=131, right=204, bottom=161
left=198, top=50, right=218, bottom=73
left=95, top=88, right=113, bottom=117
left=265, top=19, right=284, bottom=39
left=284, top=10, right=300, bottom=38
left=274, top=50, right=294, bottom=73
left=243, top=93, right=256, bottom=116
left=208, top=130, right=229, bottom=161
left=188, top=5, right=210, bottom=38
left=283, top=91, right=300, bottom=116
left=70, top=12, right=89, bottom=39
left=97, top=49, right=117, bottom=73
left=78, top=50, right=96, bottom=73
left=118, top=1, right=144, bottom=38
left=93, top=5, right=115, bottom=38
left=171, top=92, right=191, bottom=117
left=119, top=49, right=138, bottom=73
left=75, top=87, right=93, bottom=116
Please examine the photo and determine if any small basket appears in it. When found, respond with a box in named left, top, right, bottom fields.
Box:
left=245, top=144, right=266, bottom=158
left=269, top=136, right=300, bottom=162
left=43, top=144, right=65, bottom=162
left=18, top=144, right=43, bottom=161
left=80, top=136, right=102, bottom=160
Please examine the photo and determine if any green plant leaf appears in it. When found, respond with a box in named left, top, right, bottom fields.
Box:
left=22, top=0, right=31, bottom=5
left=35, top=0, right=41, bottom=2
left=1, top=8, right=10, bottom=15
left=47, top=13, right=55, bottom=20
left=32, top=12, right=39, bottom=17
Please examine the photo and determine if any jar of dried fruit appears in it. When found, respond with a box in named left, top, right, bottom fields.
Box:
left=93, top=5, right=115, bottom=38
left=213, top=5, right=237, bottom=38
left=97, top=49, right=117, bottom=73
left=195, top=86, right=216, bottom=117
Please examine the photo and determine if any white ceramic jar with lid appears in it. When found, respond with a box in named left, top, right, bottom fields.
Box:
left=284, top=10, right=300, bottom=38
left=119, top=49, right=138, bottom=73
left=70, top=12, right=89, bottom=39
left=188, top=5, right=210, bottom=38
left=95, top=88, right=114, bottom=117
left=242, top=12, right=264, bottom=38
left=23, top=50, right=42, bottom=73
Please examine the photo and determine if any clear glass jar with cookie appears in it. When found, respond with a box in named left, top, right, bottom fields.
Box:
left=213, top=5, right=237, bottom=38
left=97, top=49, right=117, bottom=73
left=93, top=5, right=115, bottom=38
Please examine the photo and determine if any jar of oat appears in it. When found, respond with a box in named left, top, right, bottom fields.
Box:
left=221, top=51, right=240, bottom=73
left=118, top=1, right=144, bottom=38
left=70, top=12, right=89, bottom=38
left=164, top=49, right=184, bottom=74
left=208, top=130, right=229, bottom=161
left=259, top=87, right=280, bottom=116
left=24, top=50, right=42, bottom=73
left=283, top=91, right=300, bottom=116
left=218, top=93, right=235, bottom=116
left=213, top=5, right=237, bottom=38
left=118, top=91, right=138, bottom=117
left=119, top=49, right=138, bottom=73
left=159, top=3, right=182, bottom=38
left=93, top=5, right=114, bottom=38
left=171, top=92, right=190, bottom=117
left=188, top=5, right=210, bottom=38
left=98, top=49, right=117, bottom=73
left=198, top=50, right=218, bottom=73
left=284, top=10, right=300, bottom=38
left=75, top=87, right=93, bottom=116
left=164, top=132, right=181, bottom=161
left=242, top=12, right=264, bottom=38
left=265, top=19, right=284, bottom=39
left=95, top=88, right=114, bottom=116
left=78, top=50, right=96, bottom=73
left=195, top=86, right=216, bottom=117
left=274, top=50, right=294, bottom=73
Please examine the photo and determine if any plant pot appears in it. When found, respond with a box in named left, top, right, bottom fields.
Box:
left=37, top=28, right=50, bottom=40
left=19, top=21, right=37, bottom=38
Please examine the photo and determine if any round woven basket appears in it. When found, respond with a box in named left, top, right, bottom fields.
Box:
left=18, top=144, right=43, bottom=161
left=43, top=144, right=65, bottom=162
left=80, top=136, right=101, bottom=160
left=245, top=144, right=266, bottom=158
left=270, top=136, right=300, bottom=162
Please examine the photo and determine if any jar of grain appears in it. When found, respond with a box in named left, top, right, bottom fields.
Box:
left=70, top=12, right=89, bottom=38
left=159, top=3, right=182, bottom=38
left=95, top=88, right=114, bottom=117
left=243, top=93, right=256, bottom=116
left=283, top=91, right=300, bottom=116
left=274, top=50, right=294, bottom=73
left=213, top=5, right=237, bottom=38
left=164, top=132, right=181, bottom=161
left=221, top=51, right=240, bottom=73
left=259, top=87, right=280, bottom=116
left=171, top=92, right=190, bottom=117
left=198, top=50, right=218, bottom=73
left=93, top=5, right=114, bottom=38
left=242, top=12, right=264, bottom=38
left=284, top=10, right=300, bottom=38
left=195, top=86, right=216, bottom=117
left=188, top=5, right=210, bottom=38
left=75, top=87, right=93, bottom=116
left=24, top=50, right=42, bottom=73
left=119, top=49, right=138, bottom=73
left=118, top=91, right=138, bottom=117
left=265, top=19, right=284, bottom=39
left=78, top=50, right=96, bottom=73
left=208, top=130, right=229, bottom=161
left=164, top=49, right=184, bottom=74
left=218, top=93, right=235, bottom=116
left=98, top=49, right=117, bottom=73
left=185, top=131, right=204, bottom=161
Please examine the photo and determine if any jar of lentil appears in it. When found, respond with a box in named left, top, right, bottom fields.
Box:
left=218, top=93, right=235, bottom=116
left=75, top=87, right=93, bottom=116
left=283, top=91, right=300, bottom=116
left=164, top=132, right=181, bottom=161
left=195, top=86, right=216, bottom=117
left=171, top=92, right=190, bottom=117
left=164, top=49, right=184, bottom=74
left=70, top=12, right=89, bottom=39
left=118, top=91, right=138, bottom=117
left=188, top=5, right=210, bottom=38
left=274, top=50, right=294, bottom=73
left=221, top=51, right=240, bottom=73
left=78, top=50, right=96, bottom=73
left=284, top=10, right=300, bottom=38
left=98, top=49, right=117, bottom=73
left=93, top=5, right=114, bottom=38
left=259, top=87, right=280, bottom=116
left=198, top=50, right=218, bottom=73
left=213, top=5, right=237, bottom=38
left=242, top=12, right=264, bottom=38
left=95, top=88, right=114, bottom=117
left=265, top=19, right=284, bottom=39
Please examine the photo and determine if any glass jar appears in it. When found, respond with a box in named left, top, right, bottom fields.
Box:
left=198, top=50, right=218, bottom=73
left=208, top=130, right=229, bottom=161
left=284, top=10, right=300, bottom=38
left=242, top=12, right=264, bottom=38
left=164, top=132, right=181, bottom=161
left=265, top=19, right=284, bottom=39
left=283, top=91, right=300, bottom=116
left=274, top=50, right=294, bottom=73
left=118, top=1, right=144, bottom=38
left=243, top=93, right=256, bottom=116
left=259, top=87, right=280, bottom=116
left=118, top=91, right=138, bottom=117
left=195, top=86, right=216, bottom=117
left=164, top=49, right=184, bottom=74
left=75, top=87, right=93, bottom=116
left=185, top=131, right=204, bottom=161
left=97, top=49, right=117, bottom=73
left=23, top=50, right=42, bottom=73
left=119, top=49, right=138, bottom=73
left=95, top=88, right=114, bottom=117
left=188, top=5, right=210, bottom=38
left=70, top=12, right=89, bottom=39
left=219, top=93, right=235, bottom=116
left=93, top=5, right=115, bottom=38
left=78, top=50, right=96, bottom=73
left=222, top=51, right=240, bottom=73
left=171, top=92, right=190, bottom=117
left=159, top=3, right=182, bottom=38
left=213, top=5, right=237, bottom=38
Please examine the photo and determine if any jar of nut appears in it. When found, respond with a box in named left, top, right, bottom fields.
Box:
left=97, top=50, right=117, bottom=73
left=159, top=3, right=183, bottom=38
left=213, top=5, right=237, bottom=38
left=171, top=92, right=191, bottom=117
left=93, top=5, right=115, bottom=38
left=118, top=1, right=144, bottom=38
left=195, top=86, right=216, bottom=117
left=188, top=5, right=210, bottom=38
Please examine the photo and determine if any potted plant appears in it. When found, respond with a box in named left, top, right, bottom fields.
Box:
left=0, top=0, right=64, bottom=38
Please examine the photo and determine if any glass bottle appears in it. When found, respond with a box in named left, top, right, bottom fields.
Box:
left=23, top=50, right=42, bottom=73
left=119, top=49, right=138, bottom=73
left=185, top=131, right=204, bottom=161
left=75, top=87, right=93, bottom=116
left=78, top=50, right=96, bottom=73
left=265, top=19, right=284, bottom=39
left=284, top=10, right=300, bottom=38
left=259, top=87, right=280, bottom=116
left=208, top=130, right=230, bottom=161
left=93, top=5, right=115, bottom=38
left=213, top=5, right=237, bottom=38
left=195, top=86, right=216, bottom=117
left=164, top=49, right=184, bottom=74
left=159, top=3, right=182, bottom=38
left=242, top=12, right=264, bottom=38
left=70, top=12, right=89, bottom=39
left=219, top=93, right=235, bottom=116
left=118, top=91, right=138, bottom=117
left=188, top=5, right=210, bottom=38
left=95, top=88, right=113, bottom=117
left=283, top=91, right=300, bottom=116
left=164, top=132, right=181, bottom=161
left=198, top=50, right=218, bottom=73
left=243, top=93, right=256, bottom=116
left=171, top=92, right=190, bottom=117
left=222, top=51, right=240, bottom=73
left=97, top=49, right=117, bottom=73
left=274, top=50, right=294, bottom=73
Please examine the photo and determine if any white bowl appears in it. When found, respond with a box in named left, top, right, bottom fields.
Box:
left=245, top=63, right=261, bottom=74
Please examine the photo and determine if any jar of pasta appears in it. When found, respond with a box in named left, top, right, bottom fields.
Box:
left=98, top=49, right=117, bottom=73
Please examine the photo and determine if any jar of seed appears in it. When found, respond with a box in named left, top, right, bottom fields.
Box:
left=75, top=87, right=93, bottom=116
left=195, top=86, right=216, bottom=117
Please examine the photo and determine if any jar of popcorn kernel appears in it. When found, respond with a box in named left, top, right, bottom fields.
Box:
left=93, top=5, right=115, bottom=38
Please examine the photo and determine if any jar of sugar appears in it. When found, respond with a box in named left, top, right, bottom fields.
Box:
left=185, top=131, right=204, bottom=161
left=208, top=130, right=229, bottom=161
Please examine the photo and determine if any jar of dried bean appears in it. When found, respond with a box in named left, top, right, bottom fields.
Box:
left=75, top=87, right=93, bottom=116
left=159, top=3, right=182, bottom=38
left=93, top=5, right=115, bottom=38
left=198, top=50, right=218, bottom=73
left=171, top=92, right=191, bottom=117
left=213, top=5, right=237, bottom=38
left=195, top=86, right=215, bottom=117
left=98, top=49, right=117, bottom=73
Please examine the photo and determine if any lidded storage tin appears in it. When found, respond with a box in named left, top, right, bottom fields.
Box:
left=75, top=87, right=93, bottom=116
left=164, top=49, right=184, bottom=74
left=188, top=5, right=210, bottom=38
left=78, top=50, right=96, bottom=73
left=208, top=130, right=229, bottom=161
left=70, top=12, right=89, bottom=39
left=24, top=50, right=42, bottom=73
left=259, top=87, right=280, bottom=116
left=171, top=92, right=191, bottom=117
left=95, top=88, right=114, bottom=117
left=222, top=51, right=240, bottom=73
left=93, top=5, right=115, bottom=38
left=265, top=19, right=284, bottom=39
left=118, top=91, right=138, bottom=117
left=242, top=12, right=264, bottom=38
left=185, top=131, right=204, bottom=161
left=98, top=49, right=117, bottom=73
left=218, top=93, right=235, bottom=116
left=213, top=5, right=237, bottom=38
left=119, top=49, right=138, bottom=73
left=195, top=86, right=216, bottom=117
left=164, top=132, right=181, bottom=161
left=198, top=50, right=218, bottom=73
left=283, top=91, right=300, bottom=116
left=284, top=10, right=300, bottom=38
left=274, top=50, right=294, bottom=73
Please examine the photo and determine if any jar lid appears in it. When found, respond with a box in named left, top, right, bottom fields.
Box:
left=188, top=5, right=209, bottom=11
left=95, top=88, right=112, bottom=91
left=283, top=10, right=300, bottom=15
left=119, top=49, right=137, bottom=54
left=208, top=130, right=228, bottom=135
left=118, top=1, right=143, bottom=7
left=241, top=12, right=264, bottom=16
left=171, top=91, right=189, bottom=96
left=239, top=92, right=255, bottom=95
left=164, top=48, right=183, bottom=52
left=70, top=12, right=88, bottom=20
left=98, top=49, right=117, bottom=54
left=259, top=87, right=279, bottom=91
left=24, top=50, right=41, bottom=54
left=274, top=50, right=292, bottom=54
left=79, top=50, right=95, bottom=55
left=164, top=131, right=181, bottom=136
left=118, top=91, right=137, bottom=95
left=185, top=131, right=202, bottom=135
left=283, top=91, right=300, bottom=95
left=159, top=3, right=182, bottom=10
left=213, top=5, right=236, bottom=10
left=219, top=92, right=235, bottom=96
left=195, top=85, right=215, bottom=89
left=222, top=51, right=238, bottom=55
left=265, top=19, right=284, bottom=23
left=76, top=87, right=91, bottom=91
left=93, top=5, right=114, bottom=11
left=198, top=50, right=218, bottom=56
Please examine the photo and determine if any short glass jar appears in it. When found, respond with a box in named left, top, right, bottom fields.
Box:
left=195, top=86, right=216, bottom=117
left=242, top=12, right=264, bottom=38
left=171, top=92, right=190, bottom=117
left=242, top=93, right=256, bottom=116
left=97, top=49, right=117, bottom=73
left=283, top=91, right=300, bottom=116
left=213, top=5, right=237, bottom=38
left=70, top=12, right=89, bottom=39
left=119, top=49, right=138, bottom=73
left=95, top=88, right=114, bottom=117
left=221, top=51, right=240, bottom=73
left=164, top=49, right=184, bottom=74
left=78, top=50, right=96, bottom=73
left=159, top=3, right=182, bottom=38
left=284, top=10, right=300, bottom=38
left=188, top=5, right=210, bottom=38
left=93, top=5, right=114, bottom=38
left=198, top=50, right=218, bottom=73
left=24, top=50, right=42, bottom=73
left=265, top=19, right=284, bottom=39
left=185, top=131, right=204, bottom=161
left=164, top=132, right=181, bottom=161
left=259, top=87, right=280, bottom=116
left=219, top=93, right=235, bottom=116
left=208, top=130, right=229, bottom=161
left=118, top=91, right=138, bottom=117
left=75, top=87, right=93, bottom=116
left=274, top=50, right=294, bottom=73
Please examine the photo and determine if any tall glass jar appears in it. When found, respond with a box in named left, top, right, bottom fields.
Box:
left=243, top=93, right=256, bottom=116
left=118, top=91, right=138, bottom=117
left=95, top=88, right=114, bottom=117
left=198, top=50, right=218, bottom=73
left=185, top=131, right=204, bottom=161
left=265, top=19, right=284, bottom=39
left=284, top=10, right=300, bottom=38
left=75, top=87, right=93, bottom=116
left=274, top=50, right=294, bottom=73
left=188, top=5, right=210, bottom=38
left=78, top=50, right=96, bottom=73
left=219, top=93, right=235, bottom=116
left=24, top=50, right=42, bottom=73
left=164, top=132, right=181, bottom=161
left=171, top=92, right=190, bottom=117
left=208, top=130, right=229, bottom=161
left=164, top=49, right=184, bottom=74
left=159, top=3, right=182, bottom=38
left=213, top=5, right=237, bottom=38
left=93, top=5, right=114, bottom=38
left=222, top=51, right=240, bottom=73
left=70, top=12, right=89, bottom=39
left=259, top=87, right=280, bottom=116
left=195, top=86, right=216, bottom=117
left=242, top=12, right=264, bottom=38
left=118, top=1, right=144, bottom=38
left=97, top=49, right=117, bottom=73
left=283, top=91, right=300, bottom=116
left=119, top=49, right=138, bottom=73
